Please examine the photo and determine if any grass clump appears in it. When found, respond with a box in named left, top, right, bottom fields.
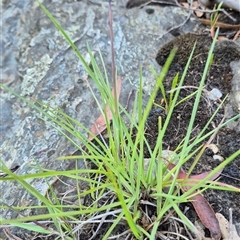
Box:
left=0, top=2, right=240, bottom=240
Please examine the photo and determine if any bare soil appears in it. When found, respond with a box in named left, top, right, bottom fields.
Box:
left=144, top=33, right=240, bottom=239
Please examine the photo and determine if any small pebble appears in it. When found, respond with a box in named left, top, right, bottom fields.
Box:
left=213, top=155, right=224, bottom=162
left=207, top=144, right=219, bottom=154
left=206, top=88, right=222, bottom=100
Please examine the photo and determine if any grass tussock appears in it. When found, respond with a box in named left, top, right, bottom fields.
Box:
left=0, top=1, right=240, bottom=240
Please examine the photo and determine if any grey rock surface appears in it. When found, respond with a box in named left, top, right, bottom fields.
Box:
left=1, top=0, right=240, bottom=238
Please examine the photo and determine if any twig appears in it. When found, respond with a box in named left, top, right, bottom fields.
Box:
left=206, top=101, right=226, bottom=145
left=126, top=0, right=178, bottom=8
left=187, top=7, right=236, bottom=21
left=210, top=14, right=220, bottom=39
left=124, top=89, right=134, bottom=110
left=233, top=30, right=240, bottom=41
left=3, top=229, right=23, bottom=240
left=158, top=0, right=194, bottom=39
left=143, top=0, right=237, bottom=39
left=108, top=230, right=132, bottom=239
left=142, top=0, right=179, bottom=8
left=200, top=18, right=240, bottom=29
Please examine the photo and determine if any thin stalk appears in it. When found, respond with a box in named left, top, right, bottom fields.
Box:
left=108, top=0, right=118, bottom=116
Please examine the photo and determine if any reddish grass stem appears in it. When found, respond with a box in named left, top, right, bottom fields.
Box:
left=108, top=0, right=118, bottom=116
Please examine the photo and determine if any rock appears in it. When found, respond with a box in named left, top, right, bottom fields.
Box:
left=206, top=88, right=222, bottom=101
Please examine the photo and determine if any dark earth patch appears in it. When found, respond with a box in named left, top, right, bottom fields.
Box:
left=142, top=33, right=240, bottom=238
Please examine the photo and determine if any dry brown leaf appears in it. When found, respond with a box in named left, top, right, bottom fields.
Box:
left=181, top=1, right=204, bottom=17
left=216, top=213, right=240, bottom=240
left=217, top=36, right=229, bottom=41
left=194, top=220, right=212, bottom=240
left=207, top=144, right=219, bottom=154
left=193, top=1, right=204, bottom=17
left=181, top=2, right=190, bottom=9
left=188, top=193, right=221, bottom=240
left=166, top=162, right=222, bottom=240
left=233, top=30, right=240, bottom=41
